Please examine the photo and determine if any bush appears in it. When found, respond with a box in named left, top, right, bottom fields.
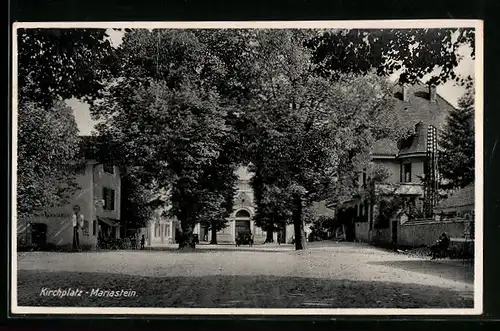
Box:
left=98, top=237, right=129, bottom=250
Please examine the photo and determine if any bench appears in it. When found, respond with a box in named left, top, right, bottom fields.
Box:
left=450, top=237, right=474, bottom=243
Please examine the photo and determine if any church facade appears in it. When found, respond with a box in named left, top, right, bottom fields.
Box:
left=142, top=166, right=296, bottom=246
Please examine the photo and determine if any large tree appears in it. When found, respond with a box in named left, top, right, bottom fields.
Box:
left=17, top=101, right=83, bottom=218
left=119, top=168, right=168, bottom=232
left=251, top=171, right=293, bottom=243
left=198, top=151, right=238, bottom=245
left=16, top=28, right=116, bottom=218
left=439, top=87, right=475, bottom=190
left=91, top=29, right=239, bottom=249
left=227, top=30, right=405, bottom=250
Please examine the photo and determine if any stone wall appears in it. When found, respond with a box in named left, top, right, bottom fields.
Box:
left=371, top=228, right=392, bottom=246
left=397, top=219, right=470, bottom=247
left=363, top=219, right=472, bottom=248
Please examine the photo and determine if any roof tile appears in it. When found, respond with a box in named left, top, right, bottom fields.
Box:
left=372, top=82, right=456, bottom=156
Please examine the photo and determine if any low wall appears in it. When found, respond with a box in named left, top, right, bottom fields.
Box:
left=398, top=219, right=469, bottom=247
left=371, top=228, right=392, bottom=246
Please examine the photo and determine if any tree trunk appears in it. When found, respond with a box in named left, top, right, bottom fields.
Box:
left=293, top=194, right=307, bottom=250
left=210, top=220, right=218, bottom=245
left=178, top=219, right=196, bottom=250
left=265, top=228, right=274, bottom=243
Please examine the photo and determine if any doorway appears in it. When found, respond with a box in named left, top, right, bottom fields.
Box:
left=235, top=220, right=251, bottom=237
left=234, top=209, right=252, bottom=238
left=30, top=223, right=47, bottom=250
left=391, top=220, right=398, bottom=247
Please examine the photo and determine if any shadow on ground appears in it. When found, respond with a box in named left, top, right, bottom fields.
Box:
left=17, top=270, right=473, bottom=308
left=367, top=260, right=474, bottom=285
left=141, top=246, right=295, bottom=254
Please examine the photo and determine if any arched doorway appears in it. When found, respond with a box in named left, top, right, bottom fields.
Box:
left=234, top=209, right=251, bottom=238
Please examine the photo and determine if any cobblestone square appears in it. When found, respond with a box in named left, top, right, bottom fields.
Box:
left=16, top=242, right=474, bottom=308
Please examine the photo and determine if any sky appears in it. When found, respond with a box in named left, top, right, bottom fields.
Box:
left=68, top=29, right=475, bottom=136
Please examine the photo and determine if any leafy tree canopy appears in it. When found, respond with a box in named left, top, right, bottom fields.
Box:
left=91, top=29, right=240, bottom=248
left=439, top=87, right=475, bottom=190
left=17, top=28, right=117, bottom=107
left=307, top=28, right=475, bottom=88
left=17, top=101, right=83, bottom=217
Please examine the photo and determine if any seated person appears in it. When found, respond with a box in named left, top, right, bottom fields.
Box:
left=430, top=232, right=450, bottom=259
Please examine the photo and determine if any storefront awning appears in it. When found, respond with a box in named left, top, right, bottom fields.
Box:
left=98, top=216, right=121, bottom=227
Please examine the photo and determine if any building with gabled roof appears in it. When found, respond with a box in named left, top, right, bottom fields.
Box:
left=17, top=135, right=122, bottom=251
left=333, top=81, right=458, bottom=243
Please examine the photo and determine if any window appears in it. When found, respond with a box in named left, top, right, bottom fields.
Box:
left=235, top=210, right=250, bottom=218
left=93, top=220, right=97, bottom=236
left=103, top=187, right=115, bottom=211
left=362, top=169, right=367, bottom=188
left=103, top=164, right=114, bottom=174
left=423, top=160, right=429, bottom=178
left=403, top=163, right=412, bottom=183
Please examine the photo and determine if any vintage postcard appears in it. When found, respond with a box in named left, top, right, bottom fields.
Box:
left=10, top=20, right=483, bottom=316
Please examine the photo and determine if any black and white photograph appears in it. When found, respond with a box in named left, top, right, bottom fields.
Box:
left=11, top=20, right=482, bottom=315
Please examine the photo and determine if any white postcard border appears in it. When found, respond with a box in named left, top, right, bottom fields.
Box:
left=10, top=19, right=484, bottom=316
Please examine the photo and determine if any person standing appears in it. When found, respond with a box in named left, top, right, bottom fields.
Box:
left=72, top=205, right=83, bottom=252
left=140, top=235, right=145, bottom=250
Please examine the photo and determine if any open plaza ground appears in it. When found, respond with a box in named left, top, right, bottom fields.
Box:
left=16, top=241, right=474, bottom=308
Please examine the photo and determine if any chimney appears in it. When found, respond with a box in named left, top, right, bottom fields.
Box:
left=429, top=84, right=437, bottom=103
left=402, top=84, right=409, bottom=102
